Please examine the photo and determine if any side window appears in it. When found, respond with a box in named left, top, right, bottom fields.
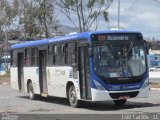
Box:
left=53, top=46, right=56, bottom=65
left=68, top=42, right=77, bottom=66
left=54, top=44, right=61, bottom=65
left=11, top=51, right=13, bottom=66
left=64, top=44, right=68, bottom=65
left=24, top=48, right=30, bottom=66
left=31, top=48, right=38, bottom=66
left=48, top=45, right=53, bottom=66
left=61, top=44, right=65, bottom=65
left=51, top=42, right=77, bottom=66
left=53, top=43, right=68, bottom=66
left=11, top=50, right=17, bottom=67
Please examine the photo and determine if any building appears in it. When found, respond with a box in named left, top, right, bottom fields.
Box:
left=148, top=49, right=160, bottom=68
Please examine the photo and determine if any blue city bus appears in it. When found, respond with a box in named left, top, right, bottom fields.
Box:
left=10, top=30, right=149, bottom=107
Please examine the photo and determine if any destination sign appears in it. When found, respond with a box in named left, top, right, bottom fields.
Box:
left=92, top=33, right=143, bottom=42
left=107, top=35, right=129, bottom=40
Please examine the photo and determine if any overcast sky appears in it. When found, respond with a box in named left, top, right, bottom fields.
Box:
left=58, top=0, right=160, bottom=39
left=107, top=0, right=160, bottom=39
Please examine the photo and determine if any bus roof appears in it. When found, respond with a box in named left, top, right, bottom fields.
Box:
left=11, top=30, right=142, bottom=49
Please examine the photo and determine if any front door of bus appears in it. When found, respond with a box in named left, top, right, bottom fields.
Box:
left=78, top=46, right=91, bottom=100
left=39, top=50, right=48, bottom=93
left=17, top=52, right=25, bottom=91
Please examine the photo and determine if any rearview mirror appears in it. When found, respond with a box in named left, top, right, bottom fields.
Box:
left=144, top=40, right=149, bottom=55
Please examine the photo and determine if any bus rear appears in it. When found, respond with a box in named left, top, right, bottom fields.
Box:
left=89, top=31, right=149, bottom=105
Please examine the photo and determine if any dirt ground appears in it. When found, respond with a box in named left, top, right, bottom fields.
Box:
left=150, top=82, right=160, bottom=88
left=0, top=76, right=10, bottom=85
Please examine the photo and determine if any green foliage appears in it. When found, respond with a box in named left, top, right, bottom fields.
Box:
left=0, top=0, right=59, bottom=40
left=87, top=0, right=95, bottom=8
left=90, top=11, right=98, bottom=18
left=65, top=0, right=75, bottom=6
left=0, top=34, right=5, bottom=41
left=0, top=0, right=17, bottom=25
left=18, top=0, right=59, bottom=38
left=99, top=0, right=105, bottom=5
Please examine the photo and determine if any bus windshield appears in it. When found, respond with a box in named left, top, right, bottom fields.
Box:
left=93, top=44, right=146, bottom=78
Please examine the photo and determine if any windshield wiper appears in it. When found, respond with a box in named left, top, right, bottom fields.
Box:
left=125, top=41, right=133, bottom=58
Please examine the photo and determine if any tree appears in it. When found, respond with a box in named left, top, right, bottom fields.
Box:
left=54, top=0, right=113, bottom=32
left=0, top=0, right=17, bottom=40
left=0, top=0, right=17, bottom=57
left=18, top=0, right=59, bottom=38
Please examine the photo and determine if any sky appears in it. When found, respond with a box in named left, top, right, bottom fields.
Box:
left=107, top=0, right=160, bottom=39
left=57, top=0, right=160, bottom=39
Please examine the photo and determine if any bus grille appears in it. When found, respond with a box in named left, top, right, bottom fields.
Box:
left=109, top=91, right=139, bottom=99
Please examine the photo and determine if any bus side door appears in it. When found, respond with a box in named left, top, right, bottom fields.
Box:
left=17, top=52, right=25, bottom=91
left=78, top=43, right=91, bottom=100
left=39, top=49, right=48, bottom=94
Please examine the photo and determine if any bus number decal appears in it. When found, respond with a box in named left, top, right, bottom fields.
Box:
left=53, top=69, right=65, bottom=76
left=47, top=69, right=51, bottom=80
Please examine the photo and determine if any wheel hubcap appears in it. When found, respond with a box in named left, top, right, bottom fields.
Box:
left=70, top=90, right=76, bottom=103
left=29, top=85, right=33, bottom=98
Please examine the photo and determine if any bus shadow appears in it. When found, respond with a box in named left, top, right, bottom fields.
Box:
left=17, top=96, right=69, bottom=106
left=39, top=97, right=69, bottom=106
left=17, top=96, right=160, bottom=111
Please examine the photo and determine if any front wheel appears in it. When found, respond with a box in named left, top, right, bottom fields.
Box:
left=28, top=82, right=37, bottom=100
left=68, top=85, right=81, bottom=108
left=113, top=100, right=127, bottom=106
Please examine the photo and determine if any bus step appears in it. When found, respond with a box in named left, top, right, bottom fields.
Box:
left=41, top=93, right=48, bottom=97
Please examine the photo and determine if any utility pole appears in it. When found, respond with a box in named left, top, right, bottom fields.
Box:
left=118, top=0, right=120, bottom=29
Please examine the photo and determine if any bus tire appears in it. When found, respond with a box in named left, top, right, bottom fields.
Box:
left=68, top=85, right=81, bottom=108
left=28, top=82, right=36, bottom=100
left=113, top=100, right=127, bottom=106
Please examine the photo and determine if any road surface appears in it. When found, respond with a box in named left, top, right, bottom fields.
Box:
left=0, top=84, right=160, bottom=120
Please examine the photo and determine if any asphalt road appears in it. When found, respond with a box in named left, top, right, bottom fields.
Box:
left=0, top=84, right=160, bottom=120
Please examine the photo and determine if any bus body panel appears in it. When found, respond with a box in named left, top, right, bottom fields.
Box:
left=47, top=66, right=81, bottom=99
left=137, top=86, right=149, bottom=98
left=23, top=67, right=40, bottom=94
left=136, top=77, right=149, bottom=98
left=91, top=88, right=112, bottom=101
left=47, top=66, right=68, bottom=97
left=10, top=67, right=19, bottom=91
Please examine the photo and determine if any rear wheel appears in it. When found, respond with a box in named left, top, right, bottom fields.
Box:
left=68, top=85, right=81, bottom=108
left=28, top=82, right=37, bottom=100
left=113, top=100, right=127, bottom=106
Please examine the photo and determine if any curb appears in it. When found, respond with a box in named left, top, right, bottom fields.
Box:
left=150, top=88, right=160, bottom=91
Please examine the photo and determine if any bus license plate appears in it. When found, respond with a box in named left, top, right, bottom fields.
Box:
left=119, top=96, right=129, bottom=100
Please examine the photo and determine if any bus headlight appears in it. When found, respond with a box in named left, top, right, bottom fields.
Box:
left=93, top=80, right=106, bottom=91
left=141, top=78, right=149, bottom=89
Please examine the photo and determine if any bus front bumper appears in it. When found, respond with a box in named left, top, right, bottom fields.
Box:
left=91, top=86, right=149, bottom=101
